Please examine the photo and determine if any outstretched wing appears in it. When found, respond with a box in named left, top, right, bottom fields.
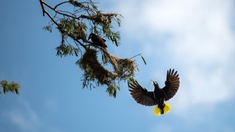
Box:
left=162, top=69, right=180, bottom=101
left=128, top=79, right=158, bottom=106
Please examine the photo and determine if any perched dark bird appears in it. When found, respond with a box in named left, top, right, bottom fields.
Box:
left=88, top=33, right=107, bottom=48
left=128, top=69, right=180, bottom=116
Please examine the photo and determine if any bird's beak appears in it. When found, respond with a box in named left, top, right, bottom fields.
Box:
left=151, top=80, right=157, bottom=85
left=151, top=80, right=159, bottom=88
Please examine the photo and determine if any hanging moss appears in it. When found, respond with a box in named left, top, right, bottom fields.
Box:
left=117, top=58, right=137, bottom=79
left=77, top=48, right=138, bottom=97
left=78, top=48, right=118, bottom=86
left=100, top=48, right=137, bottom=79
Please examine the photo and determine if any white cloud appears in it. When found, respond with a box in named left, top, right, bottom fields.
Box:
left=43, top=98, right=59, bottom=114
left=3, top=98, right=61, bottom=132
left=4, top=100, right=42, bottom=132
left=7, top=110, right=40, bottom=131
left=114, top=0, right=235, bottom=116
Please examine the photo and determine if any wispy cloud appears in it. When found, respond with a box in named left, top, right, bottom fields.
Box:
left=114, top=0, right=235, bottom=115
left=3, top=99, right=42, bottom=132
left=2, top=98, right=61, bottom=132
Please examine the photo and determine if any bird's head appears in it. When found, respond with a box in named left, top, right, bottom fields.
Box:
left=151, top=80, right=160, bottom=89
left=88, top=33, right=95, bottom=40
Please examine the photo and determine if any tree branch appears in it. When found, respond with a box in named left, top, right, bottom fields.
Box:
left=54, top=1, right=69, bottom=10
left=38, top=0, right=137, bottom=97
left=39, top=0, right=45, bottom=16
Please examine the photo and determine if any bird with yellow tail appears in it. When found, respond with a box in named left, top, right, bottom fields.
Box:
left=128, top=69, right=180, bottom=116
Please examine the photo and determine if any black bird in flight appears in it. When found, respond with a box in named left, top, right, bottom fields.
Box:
left=88, top=33, right=107, bottom=48
left=128, top=69, right=180, bottom=116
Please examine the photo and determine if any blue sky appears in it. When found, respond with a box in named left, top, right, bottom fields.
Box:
left=1, top=0, right=235, bottom=132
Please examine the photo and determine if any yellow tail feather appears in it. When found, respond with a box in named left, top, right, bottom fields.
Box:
left=153, top=103, right=171, bottom=116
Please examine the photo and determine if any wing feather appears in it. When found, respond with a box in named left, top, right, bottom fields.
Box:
left=128, top=79, right=158, bottom=106
left=162, top=69, right=180, bottom=101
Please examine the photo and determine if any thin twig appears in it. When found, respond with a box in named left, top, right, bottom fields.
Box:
left=131, top=53, right=142, bottom=59
left=44, top=10, right=60, bottom=27
left=54, top=1, right=69, bottom=10
left=39, top=0, right=45, bottom=16
left=43, top=1, right=79, bottom=19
